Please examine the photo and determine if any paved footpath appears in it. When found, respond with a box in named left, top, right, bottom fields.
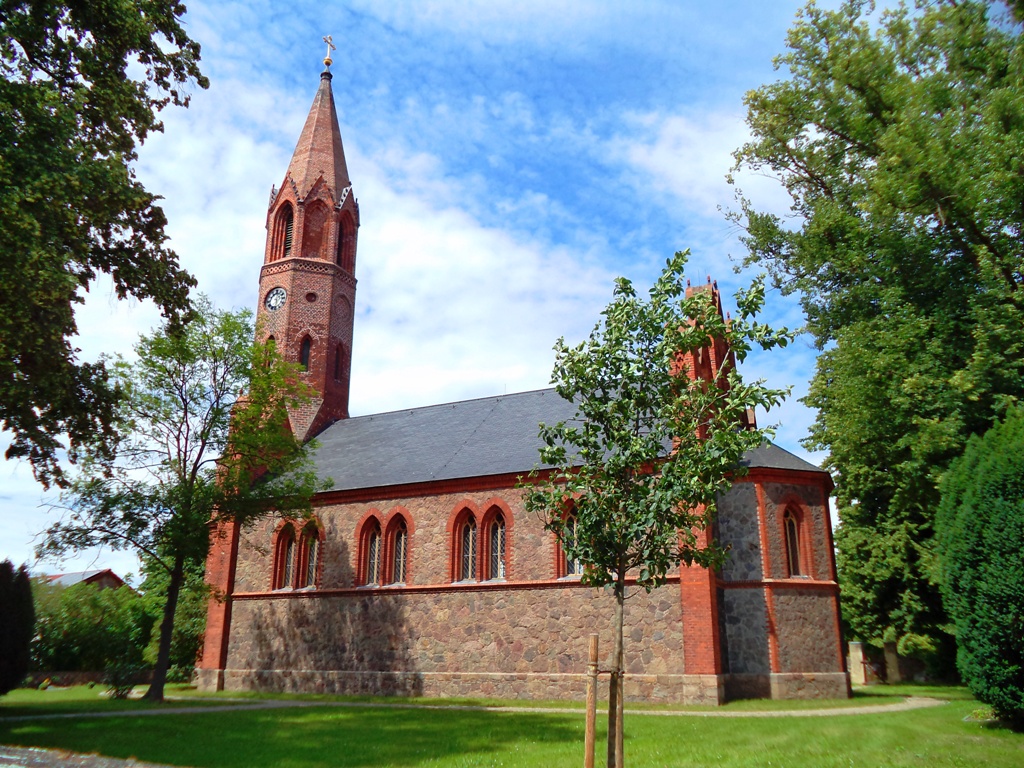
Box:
left=0, top=696, right=946, bottom=768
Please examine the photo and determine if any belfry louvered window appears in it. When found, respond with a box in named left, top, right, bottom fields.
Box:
left=282, top=209, right=294, bottom=258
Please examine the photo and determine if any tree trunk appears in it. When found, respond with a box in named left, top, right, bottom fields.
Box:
left=142, top=552, right=185, bottom=702
left=607, top=573, right=626, bottom=768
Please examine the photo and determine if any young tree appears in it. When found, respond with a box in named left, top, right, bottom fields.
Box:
left=0, top=1, right=208, bottom=488
left=937, top=407, right=1024, bottom=726
left=140, top=555, right=209, bottom=681
left=731, top=0, right=1024, bottom=658
left=40, top=297, right=326, bottom=701
left=522, top=251, right=789, bottom=768
left=0, top=560, right=34, bottom=695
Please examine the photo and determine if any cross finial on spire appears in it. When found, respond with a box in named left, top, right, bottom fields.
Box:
left=323, top=35, right=336, bottom=68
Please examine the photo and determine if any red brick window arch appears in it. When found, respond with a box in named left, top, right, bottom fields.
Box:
left=451, top=509, right=478, bottom=582
left=357, top=516, right=383, bottom=586
left=299, top=336, right=312, bottom=370
left=297, top=522, right=322, bottom=588
left=272, top=203, right=294, bottom=261
left=387, top=515, right=409, bottom=585
left=273, top=523, right=297, bottom=589
left=481, top=508, right=507, bottom=580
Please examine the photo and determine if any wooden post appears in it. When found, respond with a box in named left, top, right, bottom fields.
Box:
left=585, top=633, right=599, bottom=768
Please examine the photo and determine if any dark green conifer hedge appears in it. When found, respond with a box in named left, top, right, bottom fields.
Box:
left=938, top=407, right=1024, bottom=725
left=0, top=560, right=35, bottom=694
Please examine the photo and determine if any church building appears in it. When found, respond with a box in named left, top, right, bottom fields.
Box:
left=197, top=63, right=849, bottom=704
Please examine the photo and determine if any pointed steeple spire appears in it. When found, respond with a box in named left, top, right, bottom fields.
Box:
left=284, top=69, right=351, bottom=201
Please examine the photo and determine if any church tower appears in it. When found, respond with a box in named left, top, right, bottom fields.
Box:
left=256, top=59, right=359, bottom=441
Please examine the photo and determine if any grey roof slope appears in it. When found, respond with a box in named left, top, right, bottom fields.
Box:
left=311, top=388, right=827, bottom=493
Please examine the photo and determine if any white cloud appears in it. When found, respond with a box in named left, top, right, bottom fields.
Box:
left=352, top=168, right=614, bottom=413
left=614, top=109, right=795, bottom=222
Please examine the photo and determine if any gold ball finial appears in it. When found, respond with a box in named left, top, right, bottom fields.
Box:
left=323, top=35, right=336, bottom=69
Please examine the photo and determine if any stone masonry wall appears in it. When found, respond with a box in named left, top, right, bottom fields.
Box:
left=716, top=481, right=762, bottom=582
left=719, top=588, right=769, bottom=674
left=773, top=587, right=842, bottom=673
left=221, top=582, right=715, bottom=703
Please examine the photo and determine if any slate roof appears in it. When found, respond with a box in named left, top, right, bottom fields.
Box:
left=311, top=388, right=827, bottom=492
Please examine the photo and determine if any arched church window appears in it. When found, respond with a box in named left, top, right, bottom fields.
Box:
left=389, top=517, right=408, bottom=584
left=273, top=204, right=294, bottom=261
left=264, top=336, right=276, bottom=367
left=360, top=519, right=382, bottom=586
left=487, top=513, right=506, bottom=580
left=451, top=511, right=478, bottom=582
left=297, top=523, right=321, bottom=588
left=784, top=509, right=802, bottom=577
left=274, top=524, right=296, bottom=589
left=563, top=514, right=582, bottom=577
left=299, top=336, right=312, bottom=370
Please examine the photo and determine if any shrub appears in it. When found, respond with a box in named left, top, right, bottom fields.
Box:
left=104, top=662, right=146, bottom=700
left=32, top=580, right=154, bottom=673
left=937, top=406, right=1024, bottom=725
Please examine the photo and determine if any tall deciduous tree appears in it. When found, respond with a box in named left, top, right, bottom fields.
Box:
left=0, top=1, right=208, bottom=487
left=731, top=0, right=1024, bottom=657
left=0, top=560, right=34, bottom=695
left=40, top=298, right=326, bottom=701
left=523, top=251, right=789, bottom=768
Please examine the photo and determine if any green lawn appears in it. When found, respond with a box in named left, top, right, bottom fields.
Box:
left=1, top=685, right=1021, bottom=767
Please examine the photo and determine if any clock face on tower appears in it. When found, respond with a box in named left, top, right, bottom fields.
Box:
left=264, top=287, right=287, bottom=311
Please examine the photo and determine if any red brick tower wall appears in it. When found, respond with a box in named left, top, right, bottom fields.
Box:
left=256, top=69, right=359, bottom=441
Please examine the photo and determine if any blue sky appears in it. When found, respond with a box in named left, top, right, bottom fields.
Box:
left=1, top=0, right=837, bottom=577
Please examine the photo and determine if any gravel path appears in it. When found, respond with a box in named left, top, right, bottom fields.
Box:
left=0, top=695, right=947, bottom=767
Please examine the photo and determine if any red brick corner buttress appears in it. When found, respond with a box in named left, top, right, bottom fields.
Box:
left=197, top=518, right=240, bottom=690
left=679, top=528, right=722, bottom=675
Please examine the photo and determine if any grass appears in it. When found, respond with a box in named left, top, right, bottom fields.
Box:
left=0, top=684, right=227, bottom=718
left=2, top=684, right=1022, bottom=767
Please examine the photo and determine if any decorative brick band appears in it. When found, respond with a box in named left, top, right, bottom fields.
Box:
left=232, top=574, right=683, bottom=600
left=718, top=578, right=840, bottom=590
left=261, top=258, right=357, bottom=288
